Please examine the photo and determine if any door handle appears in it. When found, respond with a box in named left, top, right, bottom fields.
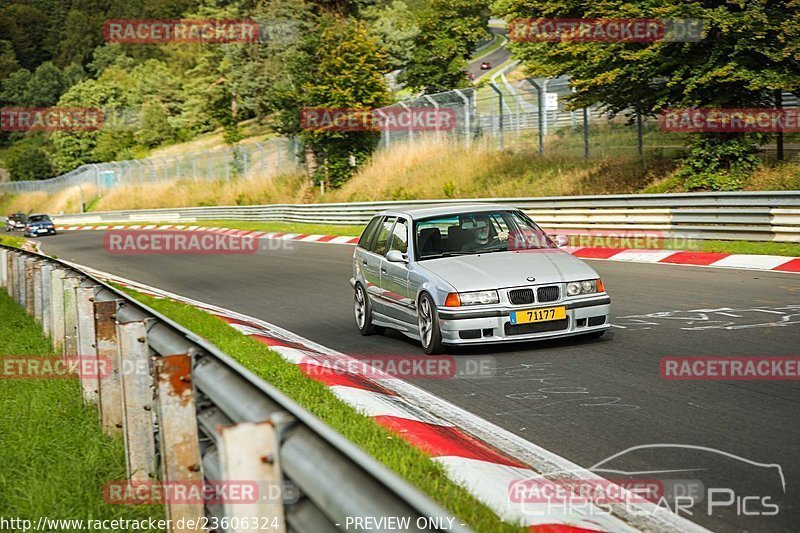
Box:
left=381, top=267, right=387, bottom=273
left=362, top=259, right=368, bottom=265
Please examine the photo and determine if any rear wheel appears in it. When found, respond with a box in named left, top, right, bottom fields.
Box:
left=354, top=283, right=383, bottom=335
left=418, top=293, right=443, bottom=355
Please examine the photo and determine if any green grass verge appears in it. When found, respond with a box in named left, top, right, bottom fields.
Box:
left=100, top=220, right=365, bottom=238
left=118, top=287, right=527, bottom=533
left=0, top=234, right=24, bottom=248
left=0, top=291, right=163, bottom=529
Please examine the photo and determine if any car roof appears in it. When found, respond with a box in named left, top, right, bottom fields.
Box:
left=28, top=213, right=49, bottom=217
left=378, top=203, right=518, bottom=220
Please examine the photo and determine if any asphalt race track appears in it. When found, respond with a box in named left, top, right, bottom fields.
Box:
left=41, top=231, right=800, bottom=532
left=468, top=27, right=510, bottom=81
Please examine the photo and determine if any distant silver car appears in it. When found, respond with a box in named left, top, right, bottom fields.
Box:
left=350, top=204, right=611, bottom=354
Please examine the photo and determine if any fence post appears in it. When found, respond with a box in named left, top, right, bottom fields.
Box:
left=118, top=319, right=157, bottom=481
left=525, top=78, right=545, bottom=156
left=95, top=299, right=123, bottom=434
left=50, top=268, right=66, bottom=351
left=454, top=89, right=471, bottom=149
left=583, top=107, right=590, bottom=159
left=489, top=83, right=504, bottom=151
left=62, top=274, right=82, bottom=358
left=154, top=354, right=205, bottom=530
left=218, top=422, right=286, bottom=533
left=77, top=282, right=99, bottom=403
left=9, top=252, right=18, bottom=301
left=423, top=95, right=441, bottom=143
left=636, top=110, right=644, bottom=157
left=399, top=102, right=414, bottom=145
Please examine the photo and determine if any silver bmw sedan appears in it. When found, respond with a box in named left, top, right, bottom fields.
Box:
left=350, top=204, right=611, bottom=354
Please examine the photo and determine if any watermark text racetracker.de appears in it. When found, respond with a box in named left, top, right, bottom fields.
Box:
left=660, top=108, right=800, bottom=132
left=508, top=18, right=702, bottom=42
left=661, top=356, right=800, bottom=380
left=1, top=107, right=103, bottom=131
left=102, top=229, right=293, bottom=255
left=300, top=107, right=456, bottom=132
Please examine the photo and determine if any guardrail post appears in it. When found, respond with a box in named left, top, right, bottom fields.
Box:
left=50, top=268, right=66, bottom=351
left=24, top=256, right=34, bottom=314
left=8, top=252, right=19, bottom=302
left=33, top=260, right=43, bottom=323
left=15, top=254, right=25, bottom=305
left=62, top=274, right=82, bottom=359
left=0, top=248, right=7, bottom=290
left=118, top=320, right=157, bottom=481
left=95, top=299, right=123, bottom=434
left=218, top=422, right=286, bottom=533
left=154, top=354, right=205, bottom=531
left=77, top=282, right=100, bottom=403
left=41, top=264, right=52, bottom=338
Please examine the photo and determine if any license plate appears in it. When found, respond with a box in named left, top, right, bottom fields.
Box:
left=510, top=306, right=566, bottom=325
left=37, top=228, right=47, bottom=233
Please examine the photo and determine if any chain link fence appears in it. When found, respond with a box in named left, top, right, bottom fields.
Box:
left=1, top=138, right=297, bottom=196
left=378, top=75, right=800, bottom=161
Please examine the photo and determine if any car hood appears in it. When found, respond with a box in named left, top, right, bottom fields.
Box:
left=417, top=250, right=598, bottom=292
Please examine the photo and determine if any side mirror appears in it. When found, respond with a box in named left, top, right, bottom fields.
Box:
left=554, top=234, right=570, bottom=248
left=386, top=250, right=407, bottom=263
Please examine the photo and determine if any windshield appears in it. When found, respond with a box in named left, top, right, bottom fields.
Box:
left=28, top=215, right=51, bottom=223
left=414, top=210, right=556, bottom=260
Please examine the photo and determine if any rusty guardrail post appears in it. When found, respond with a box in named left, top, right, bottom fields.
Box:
left=218, top=422, right=286, bottom=533
left=95, top=299, right=123, bottom=433
left=77, top=281, right=100, bottom=403
left=117, top=319, right=157, bottom=481
left=50, top=267, right=66, bottom=351
left=24, top=256, right=33, bottom=312
left=62, top=273, right=82, bottom=358
left=154, top=354, right=205, bottom=531
left=8, top=252, right=18, bottom=301
left=40, top=263, right=52, bottom=338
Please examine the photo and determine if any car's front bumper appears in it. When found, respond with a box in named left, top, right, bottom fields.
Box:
left=436, top=295, right=611, bottom=345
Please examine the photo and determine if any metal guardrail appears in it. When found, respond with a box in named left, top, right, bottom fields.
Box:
left=0, top=244, right=471, bottom=533
left=49, top=191, right=800, bottom=242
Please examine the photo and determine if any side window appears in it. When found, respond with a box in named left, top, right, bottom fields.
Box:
left=373, top=217, right=396, bottom=256
left=358, top=216, right=382, bottom=250
left=388, top=218, right=409, bottom=254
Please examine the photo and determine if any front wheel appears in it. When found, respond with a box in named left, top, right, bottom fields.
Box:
left=354, top=283, right=383, bottom=335
left=417, top=293, right=443, bottom=355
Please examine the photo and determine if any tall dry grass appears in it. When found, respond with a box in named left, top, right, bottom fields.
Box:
left=1, top=185, right=96, bottom=215
left=318, top=139, right=675, bottom=203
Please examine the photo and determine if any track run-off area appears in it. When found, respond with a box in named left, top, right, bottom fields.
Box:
left=40, top=230, right=800, bottom=532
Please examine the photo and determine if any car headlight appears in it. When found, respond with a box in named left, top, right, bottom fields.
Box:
left=445, top=290, right=499, bottom=307
left=567, top=279, right=604, bottom=296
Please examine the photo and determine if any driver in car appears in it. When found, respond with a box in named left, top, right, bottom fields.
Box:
left=460, top=217, right=508, bottom=252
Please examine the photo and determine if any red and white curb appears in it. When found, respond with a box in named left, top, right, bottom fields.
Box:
left=53, top=224, right=799, bottom=273
left=61, top=261, right=708, bottom=533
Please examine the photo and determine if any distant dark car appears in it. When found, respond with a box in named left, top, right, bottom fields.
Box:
left=480, top=62, right=491, bottom=70
left=23, top=214, right=57, bottom=237
left=5, top=213, right=27, bottom=232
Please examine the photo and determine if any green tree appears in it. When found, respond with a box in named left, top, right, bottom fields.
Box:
left=27, top=62, right=65, bottom=107
left=136, top=100, right=174, bottom=147
left=401, top=0, right=490, bottom=92
left=362, top=0, right=420, bottom=70
left=6, top=137, right=54, bottom=181
left=496, top=0, right=800, bottom=188
left=276, top=17, right=392, bottom=186
left=0, top=68, right=32, bottom=106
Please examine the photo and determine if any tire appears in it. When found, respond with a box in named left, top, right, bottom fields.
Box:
left=354, top=283, right=383, bottom=335
left=417, top=293, right=443, bottom=355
